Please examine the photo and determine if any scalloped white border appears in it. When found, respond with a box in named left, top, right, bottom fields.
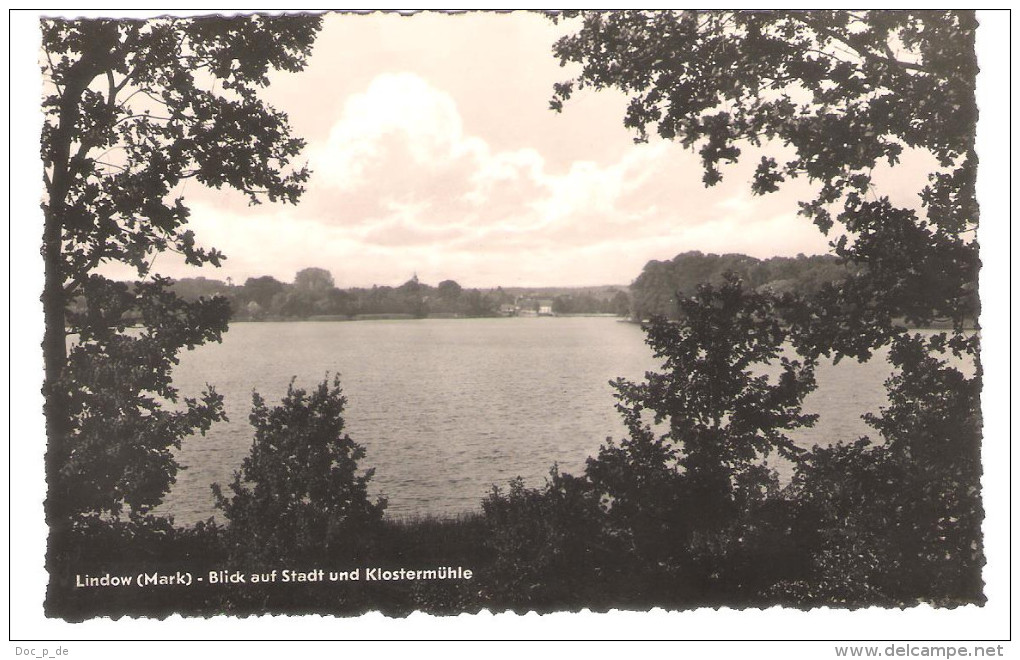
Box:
left=6, top=7, right=1013, bottom=652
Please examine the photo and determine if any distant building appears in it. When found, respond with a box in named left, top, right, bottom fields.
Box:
left=509, top=296, right=555, bottom=317
left=246, top=300, right=264, bottom=319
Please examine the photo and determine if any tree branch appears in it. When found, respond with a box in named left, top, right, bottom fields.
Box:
left=44, top=49, right=64, bottom=96
left=94, top=160, right=128, bottom=172
left=800, top=16, right=935, bottom=75
left=113, top=113, right=174, bottom=126
left=113, top=63, right=141, bottom=96
left=117, top=86, right=168, bottom=111
left=106, top=69, right=117, bottom=107
left=63, top=247, right=108, bottom=296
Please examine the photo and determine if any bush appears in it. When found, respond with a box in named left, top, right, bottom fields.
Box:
left=779, top=333, right=984, bottom=607
left=479, top=469, right=613, bottom=611
left=477, top=275, right=821, bottom=609
left=212, top=376, right=385, bottom=609
left=209, top=376, right=386, bottom=613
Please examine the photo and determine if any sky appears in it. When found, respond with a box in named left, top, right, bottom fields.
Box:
left=90, top=11, right=936, bottom=289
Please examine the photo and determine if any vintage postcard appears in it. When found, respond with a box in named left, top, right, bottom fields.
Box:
left=10, top=8, right=1012, bottom=645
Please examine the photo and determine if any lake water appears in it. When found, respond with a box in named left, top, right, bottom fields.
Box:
left=157, top=318, right=934, bottom=524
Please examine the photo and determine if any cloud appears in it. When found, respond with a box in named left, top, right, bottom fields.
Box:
left=303, top=74, right=752, bottom=260
left=311, top=73, right=472, bottom=191
left=109, top=71, right=844, bottom=288
left=305, top=72, right=550, bottom=235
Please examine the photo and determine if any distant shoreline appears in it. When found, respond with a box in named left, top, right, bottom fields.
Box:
left=222, top=314, right=976, bottom=332
left=232, top=312, right=629, bottom=323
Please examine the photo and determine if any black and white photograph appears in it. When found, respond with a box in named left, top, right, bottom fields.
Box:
left=9, top=7, right=1012, bottom=646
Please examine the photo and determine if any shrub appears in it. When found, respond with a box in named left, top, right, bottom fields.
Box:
left=213, top=376, right=386, bottom=566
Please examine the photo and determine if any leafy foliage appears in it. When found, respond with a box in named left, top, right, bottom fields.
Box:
left=629, top=251, right=859, bottom=320
left=55, top=275, right=229, bottom=520
left=586, top=276, right=816, bottom=594
left=480, top=470, right=611, bottom=610
left=41, top=14, right=321, bottom=615
left=552, top=10, right=979, bottom=356
left=42, top=15, right=320, bottom=282
left=545, top=10, right=983, bottom=606
left=863, top=333, right=982, bottom=602
left=42, top=14, right=320, bottom=514
left=493, top=10, right=987, bottom=603
left=479, top=275, right=820, bottom=608
left=782, top=333, right=984, bottom=611
left=212, top=376, right=386, bottom=565
left=42, top=10, right=986, bottom=616
left=608, top=274, right=816, bottom=525
left=293, top=267, right=336, bottom=294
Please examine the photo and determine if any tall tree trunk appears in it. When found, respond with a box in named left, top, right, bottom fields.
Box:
left=42, top=204, right=69, bottom=512
left=42, top=51, right=101, bottom=615
left=42, top=23, right=130, bottom=615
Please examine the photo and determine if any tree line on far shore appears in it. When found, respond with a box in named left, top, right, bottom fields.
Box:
left=81, top=251, right=884, bottom=325
left=161, top=248, right=979, bottom=325
left=632, top=251, right=978, bottom=324
left=120, top=269, right=633, bottom=320
left=630, top=251, right=854, bottom=320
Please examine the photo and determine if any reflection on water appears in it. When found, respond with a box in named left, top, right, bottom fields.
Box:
left=157, top=319, right=968, bottom=524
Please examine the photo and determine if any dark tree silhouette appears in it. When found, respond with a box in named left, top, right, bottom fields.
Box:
left=549, top=10, right=982, bottom=604
left=41, top=14, right=321, bottom=614
left=213, top=376, right=386, bottom=564
left=552, top=10, right=978, bottom=353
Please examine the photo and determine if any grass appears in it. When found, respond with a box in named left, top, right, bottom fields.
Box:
left=371, top=511, right=491, bottom=567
